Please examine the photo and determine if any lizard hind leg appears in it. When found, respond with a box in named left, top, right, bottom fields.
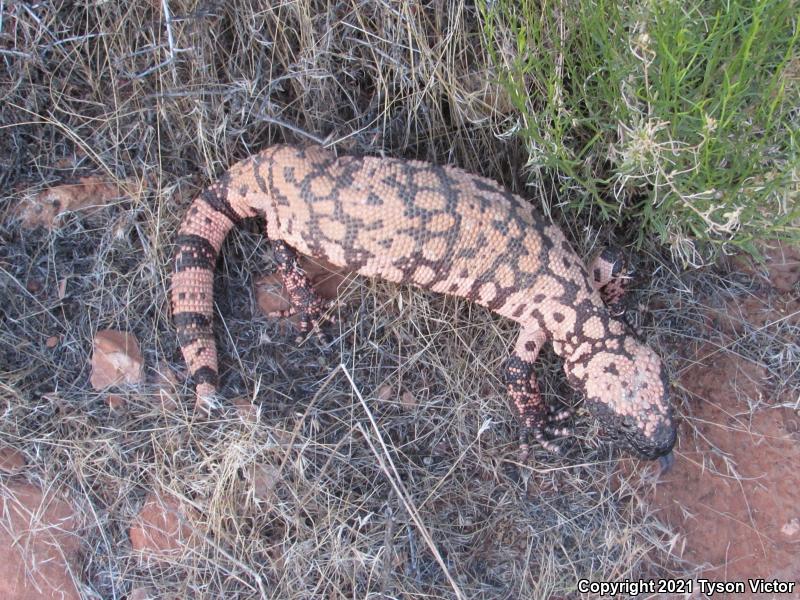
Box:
left=270, top=239, right=336, bottom=344
left=503, top=327, right=573, bottom=460
left=588, top=246, right=630, bottom=310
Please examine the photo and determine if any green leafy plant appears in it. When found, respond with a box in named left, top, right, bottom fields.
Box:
left=481, top=0, right=799, bottom=264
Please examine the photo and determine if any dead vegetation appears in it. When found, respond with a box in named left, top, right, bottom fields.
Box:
left=1, top=1, right=797, bottom=598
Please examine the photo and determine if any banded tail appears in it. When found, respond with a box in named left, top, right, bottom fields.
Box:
left=171, top=176, right=253, bottom=412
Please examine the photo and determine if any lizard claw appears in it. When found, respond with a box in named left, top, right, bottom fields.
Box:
left=295, top=325, right=333, bottom=347
left=518, top=408, right=575, bottom=459
left=296, top=299, right=337, bottom=333
left=270, top=298, right=338, bottom=345
left=267, top=307, right=297, bottom=319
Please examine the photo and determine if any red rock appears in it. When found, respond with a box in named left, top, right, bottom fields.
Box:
left=0, top=446, right=26, bottom=474
left=106, top=393, right=126, bottom=411
left=45, top=335, right=60, bottom=348
left=300, top=256, right=352, bottom=300
left=129, top=494, right=199, bottom=559
left=0, top=483, right=81, bottom=600
left=376, top=384, right=394, bottom=401
left=16, top=176, right=126, bottom=229
left=254, top=273, right=292, bottom=316
left=248, top=463, right=280, bottom=503
left=90, top=329, right=143, bottom=389
left=400, top=390, right=417, bottom=410
left=254, top=255, right=353, bottom=323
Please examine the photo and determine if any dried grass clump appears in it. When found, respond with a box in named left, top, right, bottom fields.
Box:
left=0, top=1, right=712, bottom=597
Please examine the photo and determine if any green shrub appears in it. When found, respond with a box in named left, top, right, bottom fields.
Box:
left=481, top=0, right=799, bottom=264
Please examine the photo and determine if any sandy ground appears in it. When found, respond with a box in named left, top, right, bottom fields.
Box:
left=652, top=245, right=800, bottom=598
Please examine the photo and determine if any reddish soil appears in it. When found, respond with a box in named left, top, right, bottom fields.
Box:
left=652, top=245, right=800, bottom=598
left=0, top=483, right=81, bottom=600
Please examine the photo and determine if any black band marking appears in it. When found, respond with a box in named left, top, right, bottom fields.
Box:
left=193, top=366, right=218, bottom=387
left=174, top=311, right=212, bottom=329
left=174, top=234, right=218, bottom=272
left=177, top=330, right=213, bottom=348
left=174, top=311, right=213, bottom=347
left=200, top=186, right=242, bottom=225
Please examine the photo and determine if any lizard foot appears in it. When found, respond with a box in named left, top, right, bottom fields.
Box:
left=517, top=408, right=574, bottom=461
left=271, top=239, right=338, bottom=345
left=589, top=246, right=633, bottom=313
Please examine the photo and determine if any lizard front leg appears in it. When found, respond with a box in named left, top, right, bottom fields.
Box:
left=588, top=246, right=629, bottom=310
left=503, top=326, right=571, bottom=460
left=269, top=239, right=336, bottom=343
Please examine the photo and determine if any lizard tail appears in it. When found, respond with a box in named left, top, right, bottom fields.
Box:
left=171, top=177, right=248, bottom=413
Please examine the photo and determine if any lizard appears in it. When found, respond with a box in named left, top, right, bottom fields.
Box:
left=171, top=144, right=677, bottom=463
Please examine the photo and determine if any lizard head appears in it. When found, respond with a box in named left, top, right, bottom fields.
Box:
left=563, top=335, right=676, bottom=461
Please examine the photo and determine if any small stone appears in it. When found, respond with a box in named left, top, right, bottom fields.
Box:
left=106, top=394, right=126, bottom=411
left=129, top=494, right=199, bottom=560
left=300, top=256, right=351, bottom=300
left=400, top=390, right=417, bottom=410
left=781, top=517, right=799, bottom=538
left=0, top=446, right=26, bottom=474
left=128, top=588, right=154, bottom=600
left=254, top=256, right=354, bottom=321
left=248, top=463, right=281, bottom=503
left=45, top=335, right=60, bottom=348
left=90, top=329, right=143, bottom=389
left=376, top=384, right=394, bottom=401
left=254, top=274, right=292, bottom=316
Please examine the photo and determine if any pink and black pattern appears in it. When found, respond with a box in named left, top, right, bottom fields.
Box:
left=171, top=144, right=676, bottom=460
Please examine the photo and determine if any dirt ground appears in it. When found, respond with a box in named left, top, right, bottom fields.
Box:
left=2, top=202, right=798, bottom=598
left=651, top=244, right=800, bottom=598
left=1, top=1, right=797, bottom=596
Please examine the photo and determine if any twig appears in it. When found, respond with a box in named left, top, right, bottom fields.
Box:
left=341, top=364, right=467, bottom=600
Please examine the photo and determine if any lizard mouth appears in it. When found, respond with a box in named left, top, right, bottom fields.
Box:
left=627, top=422, right=677, bottom=462
left=596, top=422, right=677, bottom=462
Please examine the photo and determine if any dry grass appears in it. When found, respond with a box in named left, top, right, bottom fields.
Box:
left=1, top=1, right=796, bottom=598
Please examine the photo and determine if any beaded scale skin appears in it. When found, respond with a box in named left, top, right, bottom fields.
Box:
left=172, top=144, right=676, bottom=461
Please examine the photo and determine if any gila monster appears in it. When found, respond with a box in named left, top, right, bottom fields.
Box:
left=172, top=144, right=677, bottom=462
